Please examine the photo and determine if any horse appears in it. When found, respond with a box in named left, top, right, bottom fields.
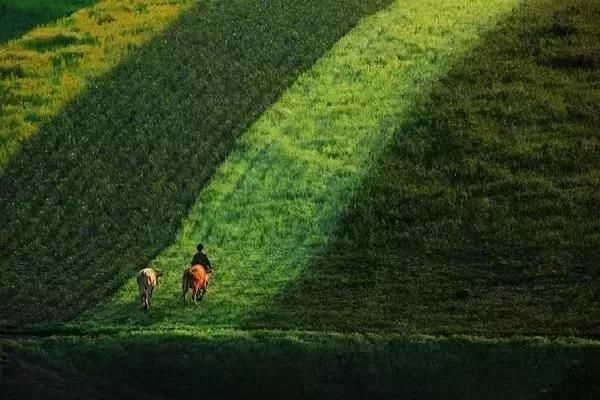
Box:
left=136, top=267, right=163, bottom=311
left=182, top=264, right=211, bottom=305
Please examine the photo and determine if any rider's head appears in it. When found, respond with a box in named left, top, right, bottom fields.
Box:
left=196, top=243, right=204, bottom=252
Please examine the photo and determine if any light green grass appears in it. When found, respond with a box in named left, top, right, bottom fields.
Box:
left=76, top=0, right=521, bottom=330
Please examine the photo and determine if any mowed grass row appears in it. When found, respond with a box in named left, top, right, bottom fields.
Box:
left=0, top=0, right=392, bottom=326
left=78, top=0, right=520, bottom=329
left=255, top=0, right=600, bottom=337
left=0, top=0, right=95, bottom=45
left=4, top=331, right=600, bottom=400
left=0, top=0, right=197, bottom=169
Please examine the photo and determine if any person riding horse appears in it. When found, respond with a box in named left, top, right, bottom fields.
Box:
left=191, top=243, right=213, bottom=273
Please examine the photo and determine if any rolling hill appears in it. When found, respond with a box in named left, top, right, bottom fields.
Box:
left=1, top=0, right=599, bottom=398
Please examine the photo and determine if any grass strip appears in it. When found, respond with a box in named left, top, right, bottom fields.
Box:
left=0, top=0, right=392, bottom=326
left=5, top=330, right=600, bottom=400
left=0, top=0, right=197, bottom=170
left=77, top=0, right=520, bottom=329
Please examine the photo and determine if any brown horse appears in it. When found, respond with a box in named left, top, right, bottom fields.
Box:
left=182, top=264, right=211, bottom=305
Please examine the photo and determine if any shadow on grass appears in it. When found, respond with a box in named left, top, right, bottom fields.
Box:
left=0, top=0, right=392, bottom=326
left=0, top=0, right=95, bottom=45
left=6, top=332, right=600, bottom=400
left=249, top=0, right=600, bottom=337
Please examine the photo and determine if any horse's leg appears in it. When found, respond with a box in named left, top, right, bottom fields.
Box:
left=183, top=284, right=190, bottom=306
left=192, top=286, right=199, bottom=305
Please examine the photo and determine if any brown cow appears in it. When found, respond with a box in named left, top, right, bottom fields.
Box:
left=136, top=267, right=163, bottom=311
left=182, top=264, right=211, bottom=305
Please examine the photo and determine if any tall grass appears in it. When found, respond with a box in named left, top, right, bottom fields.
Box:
left=76, top=0, right=520, bottom=330
left=0, top=0, right=392, bottom=327
left=0, top=0, right=196, bottom=169
left=0, top=0, right=95, bottom=45
left=254, top=0, right=600, bottom=337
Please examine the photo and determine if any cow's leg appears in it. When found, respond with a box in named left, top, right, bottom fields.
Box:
left=182, top=288, right=187, bottom=305
left=147, top=287, right=154, bottom=309
left=143, top=292, right=149, bottom=311
left=139, top=288, right=145, bottom=309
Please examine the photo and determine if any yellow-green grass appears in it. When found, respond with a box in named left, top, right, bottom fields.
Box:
left=0, top=0, right=392, bottom=327
left=0, top=0, right=196, bottom=169
left=254, top=0, right=600, bottom=337
left=0, top=0, right=96, bottom=45
left=4, top=330, right=600, bottom=400
left=74, top=0, right=522, bottom=330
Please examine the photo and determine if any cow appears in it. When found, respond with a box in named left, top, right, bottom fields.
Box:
left=136, top=267, right=163, bottom=311
left=182, top=264, right=211, bottom=305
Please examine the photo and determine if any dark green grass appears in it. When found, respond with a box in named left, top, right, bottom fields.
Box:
left=4, top=331, right=600, bottom=400
left=253, top=0, right=600, bottom=337
left=0, top=0, right=95, bottom=44
left=0, top=0, right=391, bottom=327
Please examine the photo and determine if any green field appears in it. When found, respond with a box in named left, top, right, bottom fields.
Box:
left=0, top=0, right=95, bottom=44
left=255, top=0, right=600, bottom=337
left=1, top=0, right=600, bottom=398
left=75, top=0, right=525, bottom=331
left=0, top=0, right=392, bottom=326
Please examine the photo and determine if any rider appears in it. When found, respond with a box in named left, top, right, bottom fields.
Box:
left=191, top=243, right=213, bottom=273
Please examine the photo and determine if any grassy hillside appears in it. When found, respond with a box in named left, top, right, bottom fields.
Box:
left=255, top=0, right=600, bottom=337
left=0, top=0, right=392, bottom=327
left=73, top=0, right=520, bottom=330
left=0, top=0, right=196, bottom=169
left=0, top=0, right=95, bottom=45
left=2, top=0, right=600, bottom=398
left=4, top=331, right=600, bottom=400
